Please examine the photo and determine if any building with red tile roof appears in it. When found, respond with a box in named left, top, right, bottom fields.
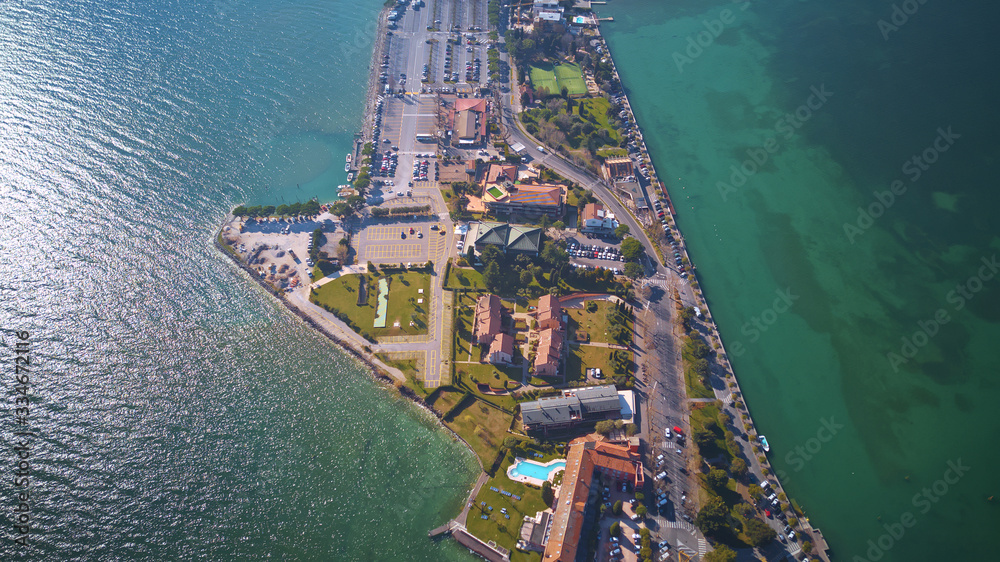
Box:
left=483, top=182, right=564, bottom=219
left=534, top=328, right=563, bottom=377
left=474, top=294, right=504, bottom=344
left=543, top=437, right=643, bottom=561
left=488, top=333, right=515, bottom=365
left=536, top=294, right=562, bottom=330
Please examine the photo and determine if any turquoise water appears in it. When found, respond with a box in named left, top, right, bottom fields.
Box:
left=510, top=459, right=567, bottom=481
left=0, top=0, right=481, bottom=559
left=601, top=1, right=1000, bottom=559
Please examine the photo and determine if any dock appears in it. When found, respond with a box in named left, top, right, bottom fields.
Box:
left=428, top=520, right=457, bottom=538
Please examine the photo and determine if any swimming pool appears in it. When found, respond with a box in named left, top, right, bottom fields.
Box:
left=507, top=459, right=566, bottom=483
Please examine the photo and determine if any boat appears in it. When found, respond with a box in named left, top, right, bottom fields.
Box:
left=345, top=153, right=352, bottom=172
left=759, top=435, right=770, bottom=453
left=347, top=171, right=355, bottom=181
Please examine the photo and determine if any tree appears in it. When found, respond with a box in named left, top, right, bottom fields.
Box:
left=635, top=503, right=647, bottom=517
left=542, top=481, right=554, bottom=506
left=609, top=521, right=620, bottom=537
left=706, top=468, right=728, bottom=491
left=519, top=269, right=533, bottom=286
left=634, top=492, right=644, bottom=502
left=695, top=494, right=728, bottom=536
left=612, top=500, right=623, bottom=516
left=745, top=518, right=776, bottom=547
left=730, top=458, right=748, bottom=480
left=749, top=485, right=764, bottom=503
left=595, top=420, right=616, bottom=435
left=541, top=240, right=569, bottom=269
left=624, top=262, right=644, bottom=278
left=694, top=428, right=716, bottom=453
left=620, top=237, right=643, bottom=262
left=480, top=244, right=503, bottom=267
left=552, top=220, right=565, bottom=230
left=502, top=436, right=519, bottom=448
left=483, top=262, right=502, bottom=293
left=702, top=544, right=736, bottom=562
left=614, top=224, right=630, bottom=238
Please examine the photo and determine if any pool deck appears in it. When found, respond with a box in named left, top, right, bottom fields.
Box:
left=505, top=457, right=566, bottom=487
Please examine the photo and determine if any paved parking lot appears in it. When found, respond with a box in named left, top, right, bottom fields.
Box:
left=567, top=237, right=627, bottom=272
left=355, top=222, right=431, bottom=263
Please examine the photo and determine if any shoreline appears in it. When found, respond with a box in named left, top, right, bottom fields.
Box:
left=589, top=13, right=832, bottom=561
left=212, top=224, right=483, bottom=467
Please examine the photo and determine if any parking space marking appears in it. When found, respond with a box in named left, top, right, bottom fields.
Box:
left=365, top=243, right=424, bottom=260
left=365, top=225, right=406, bottom=241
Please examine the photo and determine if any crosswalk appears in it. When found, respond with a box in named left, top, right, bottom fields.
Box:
left=661, top=520, right=696, bottom=532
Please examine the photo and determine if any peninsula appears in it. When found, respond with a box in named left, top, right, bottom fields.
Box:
left=217, top=1, right=830, bottom=561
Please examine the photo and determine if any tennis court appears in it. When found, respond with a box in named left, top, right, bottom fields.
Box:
left=529, top=62, right=587, bottom=97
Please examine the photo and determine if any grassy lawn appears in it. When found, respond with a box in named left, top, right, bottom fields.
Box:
left=310, top=272, right=430, bottom=339
left=597, top=147, right=628, bottom=158
left=447, top=266, right=486, bottom=290
left=528, top=61, right=586, bottom=96
left=690, top=403, right=733, bottom=465
left=453, top=303, right=477, bottom=362
left=566, top=344, right=621, bottom=383
left=523, top=97, right=621, bottom=154
left=429, top=387, right=466, bottom=416
left=465, top=454, right=550, bottom=562
left=566, top=300, right=616, bottom=343
left=444, top=397, right=513, bottom=466
left=457, top=362, right=523, bottom=392
left=376, top=353, right=430, bottom=398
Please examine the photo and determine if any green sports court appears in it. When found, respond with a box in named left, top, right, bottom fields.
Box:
left=528, top=62, right=587, bottom=97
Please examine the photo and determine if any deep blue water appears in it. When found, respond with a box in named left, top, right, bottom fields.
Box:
left=0, top=0, right=480, bottom=559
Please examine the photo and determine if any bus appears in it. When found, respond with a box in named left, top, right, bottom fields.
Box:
left=415, top=134, right=435, bottom=143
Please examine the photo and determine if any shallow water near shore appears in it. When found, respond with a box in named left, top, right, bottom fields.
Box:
left=0, top=0, right=480, bottom=559
left=600, top=0, right=1000, bottom=559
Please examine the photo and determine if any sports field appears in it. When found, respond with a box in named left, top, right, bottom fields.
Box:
left=529, top=62, right=587, bottom=97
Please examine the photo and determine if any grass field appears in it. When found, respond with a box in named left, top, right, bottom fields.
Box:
left=566, top=300, right=614, bottom=343
left=529, top=61, right=587, bottom=97
left=429, top=387, right=467, bottom=416
left=457, top=362, right=523, bottom=392
left=310, top=272, right=430, bottom=339
left=446, top=266, right=486, bottom=290
left=444, top=398, right=513, bottom=466
left=566, top=344, right=620, bottom=383
left=465, top=454, right=549, bottom=562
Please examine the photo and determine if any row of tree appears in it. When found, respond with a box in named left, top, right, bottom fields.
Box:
left=232, top=199, right=321, bottom=217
